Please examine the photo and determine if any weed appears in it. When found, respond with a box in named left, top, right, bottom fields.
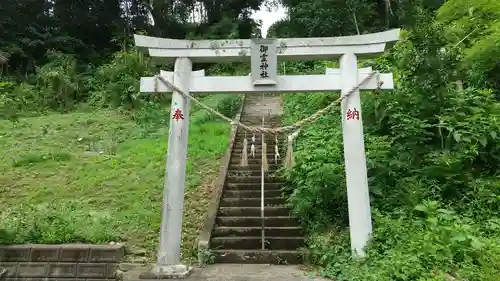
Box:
left=198, top=248, right=216, bottom=266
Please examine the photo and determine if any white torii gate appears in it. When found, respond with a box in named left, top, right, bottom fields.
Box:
left=134, top=29, right=400, bottom=278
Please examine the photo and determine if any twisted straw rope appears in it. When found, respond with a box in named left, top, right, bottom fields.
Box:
left=154, top=71, right=382, bottom=134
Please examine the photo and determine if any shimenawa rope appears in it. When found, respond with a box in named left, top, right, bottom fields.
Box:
left=153, top=71, right=382, bottom=135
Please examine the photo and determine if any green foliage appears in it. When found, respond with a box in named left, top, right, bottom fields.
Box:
left=87, top=49, right=157, bottom=108
left=281, top=2, right=500, bottom=280
left=436, top=0, right=500, bottom=90
left=307, top=207, right=500, bottom=281
left=35, top=51, right=82, bottom=110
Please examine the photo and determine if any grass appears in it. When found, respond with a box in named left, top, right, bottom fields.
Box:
left=0, top=94, right=242, bottom=264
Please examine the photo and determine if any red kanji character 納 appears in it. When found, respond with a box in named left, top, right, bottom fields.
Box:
left=346, top=108, right=360, bottom=121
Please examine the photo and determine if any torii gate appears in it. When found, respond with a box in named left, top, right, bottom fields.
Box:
left=134, top=29, right=400, bottom=278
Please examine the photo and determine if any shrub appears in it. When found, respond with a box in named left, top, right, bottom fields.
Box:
left=87, top=49, right=159, bottom=108
left=281, top=7, right=500, bottom=280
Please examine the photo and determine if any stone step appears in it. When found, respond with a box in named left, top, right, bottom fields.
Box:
left=227, top=163, right=280, bottom=170
left=230, top=158, right=280, bottom=166
left=233, top=141, right=284, bottom=147
left=227, top=170, right=279, bottom=177
left=211, top=236, right=305, bottom=250
left=235, top=127, right=282, bottom=131
left=233, top=141, right=268, bottom=145
left=230, top=153, right=281, bottom=159
left=226, top=170, right=279, bottom=176
left=218, top=207, right=291, bottom=217
left=212, top=226, right=302, bottom=237
left=240, top=114, right=281, bottom=118
left=230, top=158, right=282, bottom=165
left=231, top=148, right=278, bottom=154
left=216, top=216, right=299, bottom=227
left=230, top=159, right=282, bottom=166
left=228, top=161, right=283, bottom=167
left=233, top=144, right=286, bottom=151
left=234, top=136, right=285, bottom=142
left=220, top=197, right=286, bottom=207
left=239, top=116, right=281, bottom=121
left=223, top=190, right=282, bottom=198
left=237, top=121, right=281, bottom=125
left=233, top=145, right=283, bottom=150
left=224, top=182, right=284, bottom=191
left=225, top=176, right=283, bottom=184
left=212, top=249, right=304, bottom=264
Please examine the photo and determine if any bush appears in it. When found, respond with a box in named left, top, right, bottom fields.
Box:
left=281, top=8, right=500, bottom=281
left=87, top=49, right=158, bottom=108
left=35, top=51, right=82, bottom=111
left=1, top=51, right=83, bottom=117
left=0, top=80, right=43, bottom=119
left=307, top=205, right=500, bottom=281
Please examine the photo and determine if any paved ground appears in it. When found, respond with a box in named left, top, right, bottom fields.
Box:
left=124, top=264, right=329, bottom=281
left=184, top=264, right=328, bottom=281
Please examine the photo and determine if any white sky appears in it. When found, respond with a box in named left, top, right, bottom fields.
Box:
left=151, top=3, right=286, bottom=37
left=251, top=4, right=287, bottom=38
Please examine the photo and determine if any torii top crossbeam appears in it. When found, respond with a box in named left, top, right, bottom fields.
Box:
left=134, top=29, right=400, bottom=63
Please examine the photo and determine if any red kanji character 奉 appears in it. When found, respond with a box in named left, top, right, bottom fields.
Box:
left=172, top=108, right=184, bottom=122
left=346, top=108, right=360, bottom=120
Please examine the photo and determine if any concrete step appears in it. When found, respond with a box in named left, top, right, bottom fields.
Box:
left=227, top=164, right=280, bottom=171
left=212, top=226, right=302, bottom=237
left=218, top=207, right=291, bottom=217
left=240, top=115, right=280, bottom=118
left=231, top=152, right=278, bottom=157
left=234, top=136, right=285, bottom=142
left=227, top=170, right=279, bottom=177
left=230, top=157, right=282, bottom=165
left=212, top=249, right=304, bottom=264
left=240, top=116, right=281, bottom=122
left=236, top=122, right=282, bottom=126
left=230, top=158, right=281, bottom=166
left=236, top=131, right=283, bottom=135
left=224, top=182, right=284, bottom=191
left=230, top=154, right=282, bottom=161
left=226, top=176, right=285, bottom=185
left=237, top=118, right=281, bottom=122
left=216, top=216, right=299, bottom=227
left=226, top=176, right=283, bottom=184
left=234, top=141, right=283, bottom=145
left=225, top=170, right=280, bottom=178
left=220, top=197, right=286, bottom=207
left=233, top=145, right=286, bottom=151
left=223, top=190, right=282, bottom=198
left=240, top=114, right=281, bottom=118
left=211, top=236, right=305, bottom=250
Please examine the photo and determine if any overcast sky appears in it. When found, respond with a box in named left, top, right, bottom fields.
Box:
left=251, top=4, right=287, bottom=38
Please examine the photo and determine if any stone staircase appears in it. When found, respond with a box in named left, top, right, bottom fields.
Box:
left=210, top=94, right=305, bottom=264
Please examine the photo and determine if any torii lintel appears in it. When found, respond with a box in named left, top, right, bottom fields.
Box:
left=134, top=29, right=401, bottom=63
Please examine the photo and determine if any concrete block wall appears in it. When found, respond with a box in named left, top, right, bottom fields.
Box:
left=0, top=244, right=124, bottom=281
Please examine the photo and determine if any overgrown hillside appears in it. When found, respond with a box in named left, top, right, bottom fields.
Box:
left=0, top=96, right=239, bottom=262
left=279, top=1, right=500, bottom=280
left=0, top=49, right=243, bottom=263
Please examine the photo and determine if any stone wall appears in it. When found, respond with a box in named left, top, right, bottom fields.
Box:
left=0, top=244, right=124, bottom=281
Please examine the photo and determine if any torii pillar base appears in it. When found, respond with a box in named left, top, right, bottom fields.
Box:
left=138, top=265, right=193, bottom=279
